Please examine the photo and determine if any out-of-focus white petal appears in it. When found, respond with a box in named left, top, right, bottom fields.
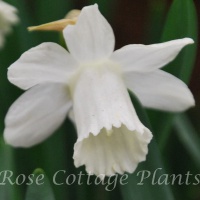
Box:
left=63, top=4, right=115, bottom=63
left=71, top=63, right=152, bottom=175
left=124, top=69, right=195, bottom=112
left=0, top=1, right=19, bottom=48
left=111, top=38, right=194, bottom=73
left=8, top=42, right=78, bottom=90
left=0, top=1, right=18, bottom=24
left=4, top=83, right=72, bottom=147
left=0, top=34, right=4, bottom=48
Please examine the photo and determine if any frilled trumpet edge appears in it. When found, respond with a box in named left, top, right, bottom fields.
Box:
left=73, top=124, right=152, bottom=176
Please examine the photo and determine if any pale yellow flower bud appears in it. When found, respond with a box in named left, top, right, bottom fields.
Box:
left=28, top=9, right=81, bottom=32
left=65, top=9, right=81, bottom=20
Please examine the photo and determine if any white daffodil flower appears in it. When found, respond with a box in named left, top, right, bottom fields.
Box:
left=4, top=4, right=194, bottom=176
left=0, top=0, right=19, bottom=48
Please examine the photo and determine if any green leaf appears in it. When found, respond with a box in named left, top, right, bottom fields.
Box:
left=120, top=91, right=175, bottom=200
left=35, top=0, right=73, bottom=24
left=161, top=0, right=198, bottom=82
left=174, top=114, right=200, bottom=168
left=149, top=0, right=198, bottom=149
left=42, top=122, right=76, bottom=200
left=146, top=0, right=167, bottom=43
left=0, top=137, right=21, bottom=200
left=25, top=169, right=55, bottom=200
left=33, top=0, right=74, bottom=43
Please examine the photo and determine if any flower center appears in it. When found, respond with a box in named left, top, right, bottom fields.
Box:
left=68, top=59, right=122, bottom=98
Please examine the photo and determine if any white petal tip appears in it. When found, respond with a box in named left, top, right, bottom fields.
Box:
left=3, top=130, right=28, bottom=148
left=186, top=96, right=195, bottom=110
left=63, top=3, right=114, bottom=62
left=83, top=4, right=98, bottom=10
left=171, top=97, right=195, bottom=113
left=182, top=38, right=194, bottom=45
left=178, top=90, right=195, bottom=112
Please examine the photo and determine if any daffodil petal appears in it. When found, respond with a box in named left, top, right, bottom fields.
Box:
left=8, top=42, right=78, bottom=90
left=4, top=83, right=72, bottom=147
left=111, top=38, right=194, bottom=73
left=63, top=4, right=115, bottom=63
left=71, top=64, right=152, bottom=175
left=124, top=69, right=195, bottom=112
